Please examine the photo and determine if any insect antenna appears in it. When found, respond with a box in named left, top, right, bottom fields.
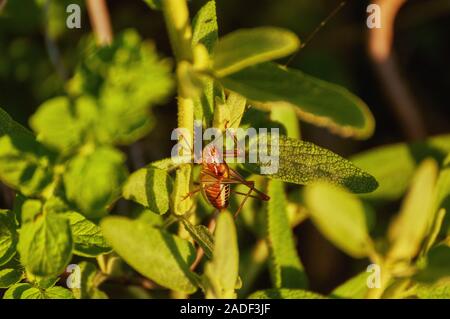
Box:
left=284, top=0, right=348, bottom=67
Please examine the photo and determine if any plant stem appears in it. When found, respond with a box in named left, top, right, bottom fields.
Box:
left=163, top=0, right=195, bottom=215
left=86, top=0, right=113, bottom=45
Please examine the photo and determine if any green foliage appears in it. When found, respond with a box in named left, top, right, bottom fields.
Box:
left=71, top=261, right=107, bottom=299
left=304, top=182, right=374, bottom=258
left=18, top=213, right=73, bottom=277
left=266, top=180, right=307, bottom=288
left=181, top=218, right=214, bottom=259
left=64, top=147, right=128, bottom=218
left=123, top=167, right=173, bottom=215
left=330, top=272, right=370, bottom=299
left=212, top=27, right=300, bottom=77
left=0, top=267, right=23, bottom=288
left=219, top=62, right=374, bottom=139
left=203, top=212, right=239, bottom=298
left=248, top=288, right=325, bottom=299
left=244, top=134, right=378, bottom=193
left=4, top=283, right=73, bottom=299
left=352, top=134, right=450, bottom=201
left=101, top=216, right=198, bottom=293
left=0, top=210, right=18, bottom=266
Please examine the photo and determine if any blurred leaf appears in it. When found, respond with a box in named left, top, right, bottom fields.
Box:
left=30, top=96, right=97, bottom=152
left=266, top=180, right=307, bottom=288
left=204, top=212, right=239, bottom=299
left=69, top=29, right=173, bottom=144
left=352, top=134, right=450, bottom=202
left=213, top=92, right=247, bottom=131
left=387, top=159, right=438, bottom=263
left=66, top=212, right=111, bottom=257
left=219, top=62, right=374, bottom=139
left=243, top=134, right=378, bottom=193
left=64, top=147, right=128, bottom=218
left=4, top=283, right=74, bottom=299
left=0, top=268, right=23, bottom=288
left=143, top=0, right=161, bottom=10
left=0, top=210, right=18, bottom=266
left=101, top=216, right=197, bottom=293
left=123, top=167, right=173, bottom=215
left=432, top=155, right=450, bottom=237
left=304, top=182, right=374, bottom=258
left=330, top=272, right=370, bottom=299
left=415, top=245, right=450, bottom=283
left=72, top=261, right=107, bottom=299
left=0, top=134, right=54, bottom=196
left=248, top=288, right=325, bottom=299
left=0, top=107, right=33, bottom=138
left=213, top=28, right=300, bottom=77
left=18, top=213, right=73, bottom=277
left=181, top=218, right=214, bottom=259
left=411, top=280, right=450, bottom=299
left=270, top=105, right=300, bottom=139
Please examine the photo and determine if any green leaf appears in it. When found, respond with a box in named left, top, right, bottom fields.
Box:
left=64, top=147, right=128, bottom=218
left=330, top=272, right=370, bottom=299
left=412, top=281, right=450, bottom=299
left=0, top=268, right=23, bottom=288
left=204, top=212, right=239, bottom=299
left=66, top=212, right=111, bottom=257
left=0, top=210, right=18, bottom=266
left=433, top=155, right=450, bottom=236
left=213, top=27, right=300, bottom=77
left=243, top=134, right=378, bottom=193
left=270, top=105, right=300, bottom=139
left=4, top=283, right=74, bottom=299
left=213, top=92, right=247, bottom=130
left=30, top=96, right=96, bottom=152
left=101, top=216, right=197, bottom=293
left=143, top=0, right=161, bottom=10
left=248, top=288, right=325, bottom=299
left=123, top=166, right=173, bottom=215
left=220, top=62, right=374, bottom=139
left=0, top=107, right=33, bottom=138
left=72, top=261, right=108, bottom=299
left=0, top=134, right=54, bottom=196
left=352, top=134, right=450, bottom=201
left=192, top=0, right=218, bottom=53
left=415, top=245, right=450, bottom=283
left=304, top=182, right=374, bottom=258
left=387, top=159, right=438, bottom=263
left=266, top=180, right=307, bottom=288
left=181, top=218, right=214, bottom=259
left=18, top=213, right=73, bottom=277
left=70, top=29, right=173, bottom=145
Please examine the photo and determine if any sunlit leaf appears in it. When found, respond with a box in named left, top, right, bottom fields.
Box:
left=143, top=0, right=161, bottom=10
left=123, top=166, right=173, bottom=215
left=64, top=147, right=128, bottom=218
left=0, top=267, right=23, bottom=288
left=181, top=218, right=214, bottom=259
left=0, top=134, right=54, bottom=196
left=304, top=182, right=374, bottom=258
left=72, top=261, right=108, bottom=299
left=101, top=216, right=198, bottom=293
left=66, top=212, right=111, bottom=257
left=0, top=210, right=18, bottom=266
left=387, top=159, right=438, bottom=263
left=4, top=283, right=74, bottom=299
left=0, top=107, right=33, bottom=138
left=352, top=134, right=450, bottom=201
left=204, top=212, right=239, bottom=298
left=266, top=180, right=307, bottom=288
left=213, top=28, right=300, bottom=77
left=415, top=245, right=450, bottom=283
left=18, top=213, right=73, bottom=277
left=248, top=288, right=325, bottom=299
left=330, top=272, right=370, bottom=299
left=171, top=164, right=194, bottom=216
left=219, top=62, right=374, bottom=139
left=243, top=134, right=378, bottom=193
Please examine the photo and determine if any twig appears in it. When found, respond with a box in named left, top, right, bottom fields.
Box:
left=86, top=0, right=113, bottom=46
left=189, top=210, right=218, bottom=271
left=368, top=0, right=426, bottom=140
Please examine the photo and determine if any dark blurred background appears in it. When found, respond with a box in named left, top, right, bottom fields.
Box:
left=0, top=0, right=449, bottom=294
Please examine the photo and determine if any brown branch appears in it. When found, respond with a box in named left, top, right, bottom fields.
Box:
left=368, top=0, right=426, bottom=140
left=86, top=0, right=113, bottom=46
